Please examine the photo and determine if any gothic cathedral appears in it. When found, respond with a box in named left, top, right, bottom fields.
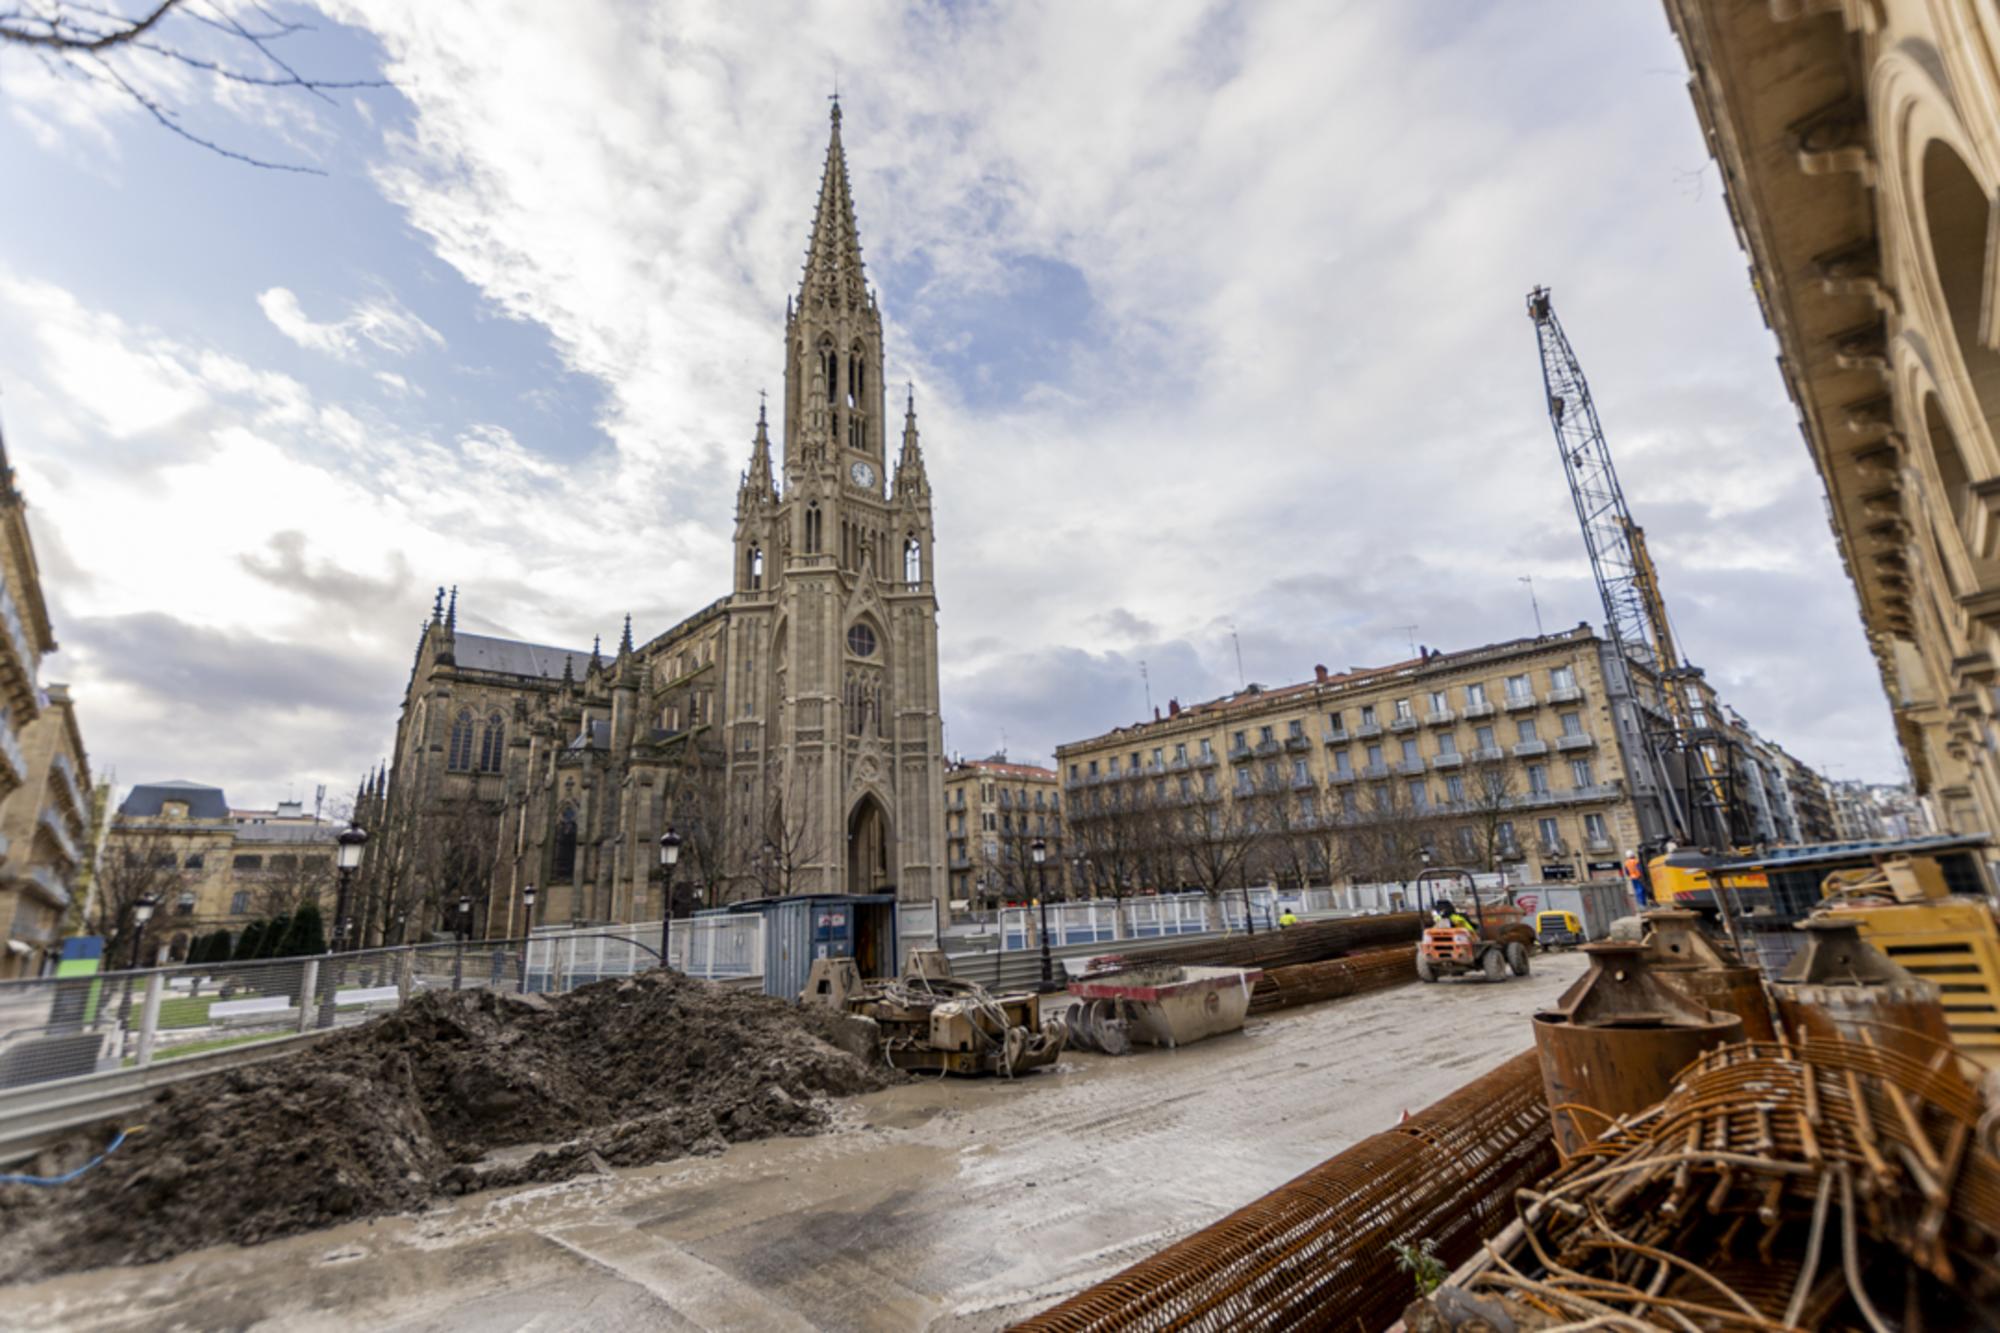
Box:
left=375, top=106, right=947, bottom=940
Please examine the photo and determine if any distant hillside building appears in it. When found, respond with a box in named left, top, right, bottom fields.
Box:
left=943, top=756, right=1067, bottom=908
left=107, top=780, right=343, bottom=962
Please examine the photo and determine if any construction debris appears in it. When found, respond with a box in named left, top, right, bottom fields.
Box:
left=1011, top=1051, right=1556, bottom=1333
left=0, top=970, right=896, bottom=1282
left=1101, top=912, right=1424, bottom=974
left=1066, top=964, right=1261, bottom=1054
left=1421, top=1034, right=1999, bottom=1330
left=805, top=956, right=1065, bottom=1076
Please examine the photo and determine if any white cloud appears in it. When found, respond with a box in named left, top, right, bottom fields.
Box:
left=2, top=1, right=1910, bottom=803
left=258, top=286, right=444, bottom=362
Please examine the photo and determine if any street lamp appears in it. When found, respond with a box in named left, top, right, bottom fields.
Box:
left=1031, top=838, right=1054, bottom=990
left=458, top=894, right=473, bottom=941
left=519, top=884, right=538, bottom=994
left=130, top=894, right=157, bottom=970
left=659, top=827, right=682, bottom=971
left=332, top=823, right=368, bottom=952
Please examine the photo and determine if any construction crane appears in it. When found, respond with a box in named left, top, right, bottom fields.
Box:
left=1525, top=287, right=1735, bottom=852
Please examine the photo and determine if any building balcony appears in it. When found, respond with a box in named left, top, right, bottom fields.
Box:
left=0, top=582, right=40, bottom=715
left=1322, top=726, right=1349, bottom=745
left=1290, top=772, right=1316, bottom=790
left=1393, top=759, right=1426, bottom=776
left=1539, top=839, right=1570, bottom=857
left=1255, top=739, right=1283, bottom=757
left=22, top=863, right=71, bottom=909
left=37, top=807, right=81, bottom=867
left=1470, top=746, right=1505, bottom=762
left=1389, top=716, right=1420, bottom=734
left=1167, top=755, right=1190, bottom=772
left=1463, top=701, right=1496, bottom=720
left=1512, top=740, right=1548, bottom=758
left=1584, top=837, right=1615, bottom=854
left=1547, top=685, right=1584, bottom=704
left=1505, top=692, right=1539, bottom=712
left=0, top=709, right=22, bottom=794
left=1358, top=763, right=1391, bottom=780
left=7, top=909, right=58, bottom=948
left=1327, top=768, right=1358, bottom=784
left=1424, top=710, right=1455, bottom=727
left=1568, top=783, right=1623, bottom=803
left=1226, top=744, right=1251, bottom=763
left=1354, top=723, right=1383, bottom=740
left=1556, top=734, right=1597, bottom=752
left=1496, top=841, right=1525, bottom=861
left=1284, top=734, right=1311, bottom=753
left=1192, top=751, right=1218, bottom=768
left=1430, top=752, right=1464, bottom=770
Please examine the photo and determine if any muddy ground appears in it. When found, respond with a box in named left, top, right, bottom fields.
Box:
left=0, top=971, right=894, bottom=1281
left=3, top=951, right=1590, bottom=1331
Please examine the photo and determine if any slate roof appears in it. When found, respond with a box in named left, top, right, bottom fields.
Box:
left=454, top=632, right=591, bottom=680
left=119, top=781, right=230, bottom=818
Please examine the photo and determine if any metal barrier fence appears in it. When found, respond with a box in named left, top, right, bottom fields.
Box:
left=0, top=922, right=763, bottom=1093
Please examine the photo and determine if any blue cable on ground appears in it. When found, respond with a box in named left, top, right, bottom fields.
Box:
left=0, top=1128, right=140, bottom=1187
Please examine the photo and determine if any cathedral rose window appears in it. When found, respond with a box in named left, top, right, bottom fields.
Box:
left=847, top=624, right=878, bottom=657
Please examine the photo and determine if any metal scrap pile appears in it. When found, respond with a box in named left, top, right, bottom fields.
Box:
left=1245, top=946, right=1414, bottom=1017
left=843, top=972, right=1065, bottom=1078
left=1439, top=1033, right=1998, bottom=1331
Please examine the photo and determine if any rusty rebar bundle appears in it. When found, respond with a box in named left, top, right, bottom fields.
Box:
left=1010, top=1051, right=1554, bottom=1333
left=1246, top=947, right=1414, bottom=1016
left=1091, top=913, right=1423, bottom=976
left=1452, top=1034, right=1999, bottom=1330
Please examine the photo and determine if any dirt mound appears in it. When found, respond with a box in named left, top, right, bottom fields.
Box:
left=0, top=971, right=896, bottom=1282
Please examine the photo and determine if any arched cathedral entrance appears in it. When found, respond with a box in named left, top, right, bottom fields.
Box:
left=847, top=795, right=891, bottom=894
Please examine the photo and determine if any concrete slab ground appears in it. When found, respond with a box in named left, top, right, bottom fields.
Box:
left=6, top=951, right=1590, bottom=1332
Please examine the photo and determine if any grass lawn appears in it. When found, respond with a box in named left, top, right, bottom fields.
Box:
left=123, top=1031, right=292, bottom=1067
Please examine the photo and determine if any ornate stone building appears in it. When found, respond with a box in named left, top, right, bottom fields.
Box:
left=381, top=106, right=948, bottom=938
left=1663, top=2, right=2000, bottom=837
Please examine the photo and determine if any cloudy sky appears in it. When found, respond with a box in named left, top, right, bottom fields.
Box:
left=0, top=1, right=1906, bottom=809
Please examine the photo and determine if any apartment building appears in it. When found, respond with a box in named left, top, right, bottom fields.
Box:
left=943, top=756, right=1066, bottom=907
left=106, top=781, right=345, bottom=962
left=0, top=426, right=93, bottom=979
left=1056, top=626, right=1645, bottom=889
left=1662, top=2, right=2000, bottom=837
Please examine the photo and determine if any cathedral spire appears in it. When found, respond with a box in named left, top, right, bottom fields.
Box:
left=432, top=587, right=445, bottom=624
left=740, top=398, right=775, bottom=507
left=800, top=100, right=868, bottom=311
left=619, top=614, right=633, bottom=655
left=894, top=384, right=929, bottom=500
left=446, top=585, right=458, bottom=629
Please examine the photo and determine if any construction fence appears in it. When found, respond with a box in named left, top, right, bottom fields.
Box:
left=0, top=916, right=767, bottom=1093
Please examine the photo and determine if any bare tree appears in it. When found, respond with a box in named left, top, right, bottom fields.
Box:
left=658, top=736, right=729, bottom=906
left=1335, top=782, right=1437, bottom=897
left=1, top=0, right=387, bottom=172
left=244, top=844, right=334, bottom=920
left=1457, top=754, right=1520, bottom=874
left=1177, top=794, right=1263, bottom=918
left=739, top=764, right=827, bottom=899
left=88, top=829, right=187, bottom=967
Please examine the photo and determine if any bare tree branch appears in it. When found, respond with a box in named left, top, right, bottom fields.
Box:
left=0, top=0, right=178, bottom=51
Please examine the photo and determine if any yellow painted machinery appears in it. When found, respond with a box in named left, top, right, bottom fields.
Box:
left=802, top=955, right=1065, bottom=1077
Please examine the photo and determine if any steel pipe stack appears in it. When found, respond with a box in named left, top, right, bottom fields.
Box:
left=1009, top=1051, right=1554, bottom=1333
left=1245, top=947, right=1414, bottom=1016
left=1089, top=913, right=1423, bottom=976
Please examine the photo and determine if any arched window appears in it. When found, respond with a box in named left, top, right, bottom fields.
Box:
left=847, top=345, right=863, bottom=408
left=805, top=503, right=822, bottom=554
left=554, top=806, right=578, bottom=879
left=821, top=344, right=837, bottom=401
left=903, top=536, right=921, bottom=586
left=447, top=708, right=475, bottom=771
left=479, top=713, right=505, bottom=772
left=746, top=546, right=764, bottom=590
left=1925, top=393, right=1973, bottom=527
left=1922, top=140, right=2000, bottom=444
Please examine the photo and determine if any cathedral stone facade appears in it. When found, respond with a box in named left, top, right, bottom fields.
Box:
left=383, top=107, right=947, bottom=937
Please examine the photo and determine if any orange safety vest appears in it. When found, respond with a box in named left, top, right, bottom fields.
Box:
left=1624, top=855, right=1641, bottom=882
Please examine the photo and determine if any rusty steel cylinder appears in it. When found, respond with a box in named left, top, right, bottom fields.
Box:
left=1641, top=908, right=1778, bottom=1043
left=1769, top=914, right=1952, bottom=1059
left=1533, top=941, right=1744, bottom=1155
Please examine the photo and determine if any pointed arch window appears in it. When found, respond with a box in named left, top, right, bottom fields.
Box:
left=478, top=712, right=506, bottom=772
left=448, top=708, right=476, bottom=771
left=553, top=806, right=578, bottom=879
left=746, top=546, right=764, bottom=590
left=903, top=536, right=922, bottom=586
left=805, top=503, right=822, bottom=554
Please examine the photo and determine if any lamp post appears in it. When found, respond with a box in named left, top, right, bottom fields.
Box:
left=129, top=894, right=157, bottom=970
left=519, top=884, right=538, bottom=994
left=332, top=823, right=368, bottom=952
left=1031, top=838, right=1053, bottom=990
left=453, top=893, right=471, bottom=991
left=659, top=828, right=682, bottom=971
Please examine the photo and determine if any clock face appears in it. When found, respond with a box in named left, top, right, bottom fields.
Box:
left=850, top=460, right=876, bottom=489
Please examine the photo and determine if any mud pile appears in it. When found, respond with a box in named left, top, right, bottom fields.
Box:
left=0, top=971, right=894, bottom=1281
